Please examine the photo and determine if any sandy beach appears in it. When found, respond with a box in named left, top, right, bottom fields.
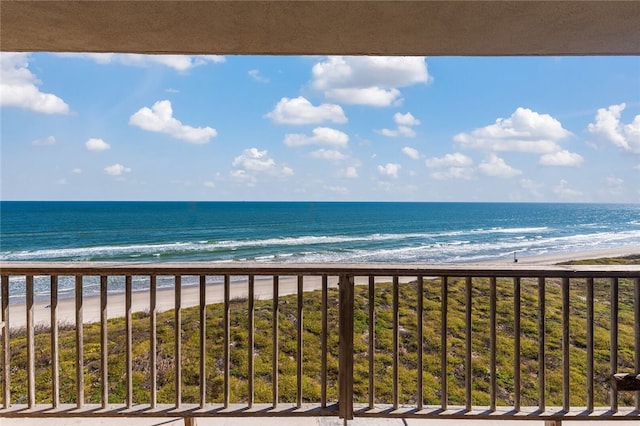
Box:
left=4, top=245, right=638, bottom=330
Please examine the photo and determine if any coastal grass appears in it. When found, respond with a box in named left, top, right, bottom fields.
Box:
left=4, top=258, right=639, bottom=408
left=560, top=254, right=640, bottom=265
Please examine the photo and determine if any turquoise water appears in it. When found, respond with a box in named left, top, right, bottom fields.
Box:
left=2, top=201, right=639, bottom=300
left=2, top=201, right=640, bottom=263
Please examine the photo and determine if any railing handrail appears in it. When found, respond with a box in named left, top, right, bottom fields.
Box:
left=1, top=261, right=639, bottom=278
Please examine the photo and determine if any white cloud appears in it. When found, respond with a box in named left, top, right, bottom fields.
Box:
left=203, top=181, right=216, bottom=188
left=248, top=69, right=269, bottom=83
left=129, top=100, right=217, bottom=144
left=72, top=168, right=82, bottom=174
left=553, top=179, right=583, bottom=200
left=312, top=56, right=429, bottom=106
left=85, top=138, right=111, bottom=151
left=284, top=127, right=349, bottom=147
left=425, top=153, right=474, bottom=180
left=230, top=169, right=257, bottom=186
left=327, top=87, right=402, bottom=107
left=587, top=103, right=640, bottom=154
left=394, top=112, right=420, bottom=126
left=339, top=166, right=359, bottom=179
left=104, top=164, right=131, bottom=176
left=378, top=126, right=416, bottom=138
left=56, top=53, right=225, bottom=72
left=266, top=96, right=347, bottom=125
left=232, top=148, right=294, bottom=178
left=0, top=53, right=69, bottom=114
left=430, top=167, right=474, bottom=181
left=425, top=152, right=473, bottom=168
left=539, top=150, right=584, bottom=166
left=379, top=112, right=421, bottom=137
left=402, top=146, right=420, bottom=160
left=454, top=107, right=571, bottom=153
left=377, top=163, right=401, bottom=179
left=478, top=154, right=522, bottom=178
left=310, top=149, right=346, bottom=161
left=32, top=136, right=56, bottom=146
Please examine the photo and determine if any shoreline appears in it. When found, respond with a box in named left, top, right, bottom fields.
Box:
left=4, top=245, right=639, bottom=330
left=475, top=245, right=640, bottom=265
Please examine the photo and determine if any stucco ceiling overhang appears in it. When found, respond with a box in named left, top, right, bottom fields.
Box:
left=1, top=1, right=639, bottom=56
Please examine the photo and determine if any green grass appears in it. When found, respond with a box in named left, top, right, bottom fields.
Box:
left=4, top=257, right=639, bottom=408
left=561, top=255, right=640, bottom=265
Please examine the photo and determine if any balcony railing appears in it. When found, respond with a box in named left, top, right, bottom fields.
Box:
left=1, top=262, right=639, bottom=424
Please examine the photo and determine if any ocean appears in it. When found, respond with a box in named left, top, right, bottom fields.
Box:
left=2, top=201, right=640, bottom=263
left=1, top=201, right=639, bottom=300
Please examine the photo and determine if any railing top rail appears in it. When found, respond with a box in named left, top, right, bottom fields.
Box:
left=1, top=261, right=638, bottom=278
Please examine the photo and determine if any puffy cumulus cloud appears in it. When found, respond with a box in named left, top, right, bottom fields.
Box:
left=104, top=164, right=131, bottom=176
left=232, top=148, right=294, bottom=180
left=378, top=112, right=421, bottom=138
left=394, top=112, right=421, bottom=127
left=477, top=154, right=522, bottom=178
left=377, top=163, right=401, bottom=179
left=454, top=107, right=571, bottom=153
left=539, top=150, right=583, bottom=167
left=32, top=136, right=56, bottom=146
left=266, top=96, right=347, bottom=125
left=129, top=100, right=217, bottom=144
left=56, top=53, right=225, bottom=72
left=425, top=152, right=473, bottom=168
left=402, top=146, right=420, bottom=160
left=85, top=138, right=111, bottom=151
left=311, top=56, right=429, bottom=106
left=284, top=127, right=349, bottom=148
left=425, top=152, right=474, bottom=180
left=310, top=149, right=347, bottom=161
left=553, top=179, right=583, bottom=200
left=0, top=53, right=69, bottom=114
left=587, top=103, right=640, bottom=154
left=332, top=87, right=402, bottom=107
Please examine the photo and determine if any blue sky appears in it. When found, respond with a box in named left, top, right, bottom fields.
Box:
left=1, top=53, right=639, bottom=202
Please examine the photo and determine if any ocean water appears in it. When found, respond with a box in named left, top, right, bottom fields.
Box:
left=1, top=201, right=639, bottom=299
left=2, top=201, right=640, bottom=263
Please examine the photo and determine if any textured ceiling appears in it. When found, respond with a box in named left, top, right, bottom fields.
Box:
left=1, top=1, right=639, bottom=56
